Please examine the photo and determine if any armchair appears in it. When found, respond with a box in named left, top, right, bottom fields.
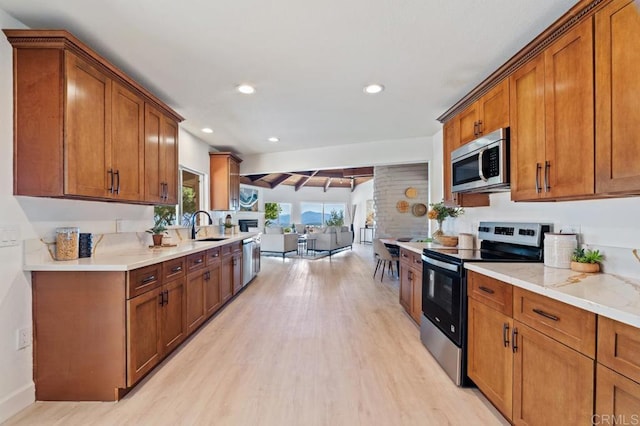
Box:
left=306, top=226, right=353, bottom=258
left=260, top=226, right=299, bottom=258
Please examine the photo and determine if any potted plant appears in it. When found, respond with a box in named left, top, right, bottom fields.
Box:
left=570, top=247, right=604, bottom=273
left=427, top=200, right=464, bottom=238
left=146, top=217, right=168, bottom=246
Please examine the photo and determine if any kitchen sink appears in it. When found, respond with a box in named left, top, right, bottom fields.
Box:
left=194, top=237, right=229, bottom=242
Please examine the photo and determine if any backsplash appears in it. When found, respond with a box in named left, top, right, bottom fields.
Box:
left=449, top=192, right=640, bottom=278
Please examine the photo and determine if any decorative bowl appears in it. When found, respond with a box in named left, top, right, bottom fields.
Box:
left=436, top=235, right=458, bottom=247
left=570, top=261, right=600, bottom=273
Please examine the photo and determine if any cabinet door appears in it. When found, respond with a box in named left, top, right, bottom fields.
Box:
left=467, top=297, right=513, bottom=420
left=399, top=263, right=412, bottom=313
left=457, top=103, right=480, bottom=145
left=65, top=52, right=110, bottom=198
left=595, top=0, right=640, bottom=194
left=161, top=116, right=179, bottom=205
left=111, top=82, right=144, bottom=201
left=410, top=266, right=422, bottom=324
left=512, top=321, right=594, bottom=426
left=478, top=79, right=509, bottom=136
left=127, top=287, right=162, bottom=386
left=509, top=54, right=546, bottom=201
left=205, top=262, right=222, bottom=317
left=596, top=364, right=640, bottom=423
left=232, top=252, right=243, bottom=295
left=186, top=271, right=206, bottom=335
left=543, top=19, right=594, bottom=199
left=220, top=255, right=233, bottom=303
left=144, top=104, right=163, bottom=203
left=160, top=278, right=187, bottom=355
left=442, top=120, right=489, bottom=207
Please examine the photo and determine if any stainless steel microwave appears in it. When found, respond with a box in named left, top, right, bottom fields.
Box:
left=450, top=128, right=510, bottom=193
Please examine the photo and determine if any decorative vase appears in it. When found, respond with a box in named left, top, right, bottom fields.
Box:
left=432, top=219, right=444, bottom=238
left=570, top=261, right=600, bottom=273
left=152, top=234, right=163, bottom=246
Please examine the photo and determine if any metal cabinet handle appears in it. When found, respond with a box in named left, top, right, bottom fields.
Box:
left=171, top=266, right=182, bottom=273
left=141, top=275, right=156, bottom=284
left=477, top=120, right=483, bottom=135
left=512, top=327, right=518, bottom=353
left=194, top=258, right=203, bottom=264
left=473, top=121, right=478, bottom=136
left=479, top=286, right=495, bottom=294
left=503, top=323, right=510, bottom=348
left=108, top=169, right=114, bottom=193
left=408, top=270, right=413, bottom=281
left=114, top=170, right=120, bottom=194
left=535, top=163, right=542, bottom=194
left=158, top=292, right=164, bottom=306
left=544, top=161, right=551, bottom=192
left=532, top=308, right=559, bottom=322
left=163, top=290, right=168, bottom=305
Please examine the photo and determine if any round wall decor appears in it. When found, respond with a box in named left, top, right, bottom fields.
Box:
left=396, top=200, right=409, bottom=213
left=405, top=187, right=418, bottom=198
left=412, top=203, right=427, bottom=217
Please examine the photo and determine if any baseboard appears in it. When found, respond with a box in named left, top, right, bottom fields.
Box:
left=0, top=383, right=35, bottom=423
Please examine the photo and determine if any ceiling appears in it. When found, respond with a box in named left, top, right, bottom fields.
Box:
left=240, top=167, right=373, bottom=191
left=0, top=0, right=576, bottom=157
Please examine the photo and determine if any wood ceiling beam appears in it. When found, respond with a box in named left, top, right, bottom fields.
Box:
left=239, top=176, right=270, bottom=188
left=269, top=173, right=291, bottom=189
left=342, top=167, right=374, bottom=177
left=247, top=174, right=269, bottom=182
left=324, top=178, right=332, bottom=192
left=314, top=171, right=344, bottom=178
left=291, top=170, right=316, bottom=177
left=295, top=170, right=319, bottom=191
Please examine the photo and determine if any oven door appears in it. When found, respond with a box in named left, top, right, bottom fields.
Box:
left=421, top=254, right=463, bottom=346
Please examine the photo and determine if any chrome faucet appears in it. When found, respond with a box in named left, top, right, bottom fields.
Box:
left=190, top=210, right=213, bottom=239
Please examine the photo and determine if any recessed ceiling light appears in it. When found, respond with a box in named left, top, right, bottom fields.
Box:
left=364, top=84, right=384, bottom=94
left=201, top=128, right=213, bottom=134
left=268, top=137, right=279, bottom=142
left=237, top=84, right=256, bottom=94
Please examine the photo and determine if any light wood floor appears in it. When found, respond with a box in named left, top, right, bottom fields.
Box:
left=7, top=244, right=506, bottom=426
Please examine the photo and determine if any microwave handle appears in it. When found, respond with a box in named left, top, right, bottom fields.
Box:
left=478, top=148, right=488, bottom=182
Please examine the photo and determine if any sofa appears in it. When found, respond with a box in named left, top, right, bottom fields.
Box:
left=260, top=226, right=299, bottom=258
left=306, top=226, right=353, bottom=257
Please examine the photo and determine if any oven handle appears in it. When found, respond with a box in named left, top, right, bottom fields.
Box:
left=422, top=255, right=459, bottom=273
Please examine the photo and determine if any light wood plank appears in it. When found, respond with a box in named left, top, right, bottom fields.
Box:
left=8, top=245, right=506, bottom=425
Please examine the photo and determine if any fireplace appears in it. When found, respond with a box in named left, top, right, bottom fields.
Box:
left=238, top=219, right=258, bottom=232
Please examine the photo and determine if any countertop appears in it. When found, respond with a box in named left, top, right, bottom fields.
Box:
left=24, top=232, right=259, bottom=272
left=465, top=263, right=640, bottom=328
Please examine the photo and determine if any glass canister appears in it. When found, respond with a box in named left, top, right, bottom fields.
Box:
left=544, top=233, right=577, bottom=268
left=56, top=227, right=80, bottom=260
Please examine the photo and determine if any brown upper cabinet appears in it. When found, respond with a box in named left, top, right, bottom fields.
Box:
left=442, top=120, right=490, bottom=207
left=4, top=29, right=183, bottom=205
left=456, top=79, right=510, bottom=146
left=210, top=152, right=242, bottom=211
left=595, top=0, right=640, bottom=195
left=510, top=19, right=594, bottom=201
left=144, top=104, right=179, bottom=205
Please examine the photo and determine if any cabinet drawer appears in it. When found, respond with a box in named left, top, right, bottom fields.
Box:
left=598, top=316, right=640, bottom=384
left=128, top=264, right=162, bottom=298
left=186, top=252, right=206, bottom=272
left=163, top=257, right=185, bottom=281
left=399, top=248, right=413, bottom=265
left=205, top=247, right=221, bottom=265
left=468, top=271, right=513, bottom=316
left=231, top=241, right=242, bottom=253
left=513, top=287, right=596, bottom=357
left=221, top=241, right=241, bottom=256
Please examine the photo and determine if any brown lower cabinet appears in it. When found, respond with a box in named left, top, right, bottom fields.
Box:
left=467, top=271, right=597, bottom=425
left=399, top=248, right=423, bottom=324
left=32, top=241, right=244, bottom=401
left=596, top=364, right=640, bottom=424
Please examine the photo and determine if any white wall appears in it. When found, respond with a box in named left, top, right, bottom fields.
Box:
left=350, top=180, right=374, bottom=242
left=430, top=131, right=640, bottom=278
left=240, top=136, right=432, bottom=175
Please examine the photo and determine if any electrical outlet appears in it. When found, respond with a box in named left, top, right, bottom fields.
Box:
left=17, top=327, right=32, bottom=350
left=0, top=225, right=20, bottom=247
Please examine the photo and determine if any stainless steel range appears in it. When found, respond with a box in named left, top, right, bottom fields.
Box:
left=420, top=221, right=552, bottom=386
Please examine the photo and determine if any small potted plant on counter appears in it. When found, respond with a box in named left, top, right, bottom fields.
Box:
left=146, top=217, right=168, bottom=246
left=571, top=247, right=604, bottom=273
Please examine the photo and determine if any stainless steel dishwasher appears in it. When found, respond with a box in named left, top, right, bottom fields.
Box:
left=242, top=236, right=258, bottom=286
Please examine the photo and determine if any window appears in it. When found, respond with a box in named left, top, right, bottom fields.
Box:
left=301, top=202, right=346, bottom=226
left=179, top=167, right=205, bottom=225
left=265, top=202, right=291, bottom=227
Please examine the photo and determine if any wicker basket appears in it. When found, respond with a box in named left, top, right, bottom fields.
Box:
left=436, top=235, right=459, bottom=247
